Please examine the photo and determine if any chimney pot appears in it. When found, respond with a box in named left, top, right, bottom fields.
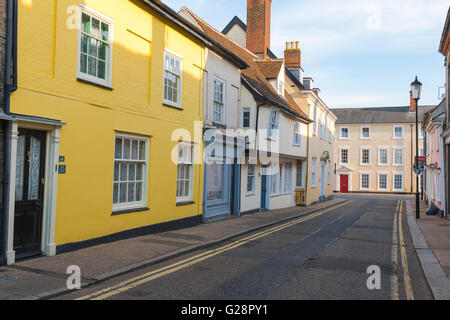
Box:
left=284, top=40, right=301, bottom=69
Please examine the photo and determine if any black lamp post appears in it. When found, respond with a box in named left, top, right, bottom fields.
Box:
left=411, top=76, right=422, bottom=219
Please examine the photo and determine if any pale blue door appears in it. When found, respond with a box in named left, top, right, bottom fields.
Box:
left=204, top=163, right=232, bottom=219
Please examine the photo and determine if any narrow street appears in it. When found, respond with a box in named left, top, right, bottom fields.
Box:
left=54, top=197, right=433, bottom=300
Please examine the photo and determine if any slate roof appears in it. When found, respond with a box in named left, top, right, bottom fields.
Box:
left=222, top=15, right=247, bottom=34
left=331, top=106, right=435, bottom=124
left=428, top=98, right=446, bottom=120
left=181, top=7, right=310, bottom=122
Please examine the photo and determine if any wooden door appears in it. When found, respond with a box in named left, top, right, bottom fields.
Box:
left=340, top=175, right=349, bottom=193
left=14, top=129, right=46, bottom=258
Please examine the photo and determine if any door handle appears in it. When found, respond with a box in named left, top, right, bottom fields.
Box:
left=41, top=178, right=45, bottom=185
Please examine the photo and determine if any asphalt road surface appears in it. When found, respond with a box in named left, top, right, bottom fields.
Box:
left=54, top=197, right=433, bottom=300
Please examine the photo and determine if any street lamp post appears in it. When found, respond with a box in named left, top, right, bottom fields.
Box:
left=411, top=76, right=422, bottom=219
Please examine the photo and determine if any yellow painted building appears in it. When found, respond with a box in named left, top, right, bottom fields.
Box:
left=5, top=0, right=209, bottom=264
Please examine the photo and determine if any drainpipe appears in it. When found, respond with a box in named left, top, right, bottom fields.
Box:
left=1, top=0, right=18, bottom=265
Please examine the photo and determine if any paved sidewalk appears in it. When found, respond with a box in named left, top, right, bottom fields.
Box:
left=406, top=200, right=450, bottom=300
left=0, top=198, right=348, bottom=300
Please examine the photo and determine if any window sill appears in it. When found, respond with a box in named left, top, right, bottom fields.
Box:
left=77, top=77, right=113, bottom=90
left=163, top=101, right=183, bottom=110
left=213, top=122, right=227, bottom=129
left=270, top=192, right=291, bottom=198
left=112, top=207, right=149, bottom=216
left=245, top=192, right=256, bottom=197
left=176, top=201, right=195, bottom=206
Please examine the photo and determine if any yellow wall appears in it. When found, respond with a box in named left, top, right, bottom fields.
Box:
left=13, top=0, right=205, bottom=245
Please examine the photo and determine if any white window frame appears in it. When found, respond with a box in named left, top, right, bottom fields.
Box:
left=327, top=161, right=332, bottom=185
left=283, top=162, right=292, bottom=194
left=213, top=77, right=226, bottom=124
left=294, top=121, right=302, bottom=146
left=419, top=124, right=424, bottom=139
left=270, top=167, right=279, bottom=195
left=340, top=127, right=349, bottom=139
left=278, top=79, right=284, bottom=96
left=340, top=148, right=349, bottom=165
left=360, top=148, right=370, bottom=165
left=246, top=164, right=256, bottom=195
left=378, top=173, right=388, bottom=191
left=393, top=126, right=404, bottom=139
left=393, top=173, right=404, bottom=191
left=360, top=173, right=370, bottom=190
left=313, top=106, right=318, bottom=136
left=378, top=148, right=388, bottom=166
left=361, top=126, right=370, bottom=139
left=296, top=160, right=305, bottom=189
left=77, top=4, right=114, bottom=88
left=311, top=158, right=317, bottom=187
left=113, top=133, right=149, bottom=212
left=163, top=49, right=183, bottom=109
left=176, top=141, right=195, bottom=203
left=268, top=109, right=280, bottom=140
left=393, top=148, right=404, bottom=166
left=242, top=107, right=251, bottom=128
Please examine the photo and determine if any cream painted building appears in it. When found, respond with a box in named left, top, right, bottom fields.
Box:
left=299, top=80, right=336, bottom=205
left=332, top=106, right=433, bottom=194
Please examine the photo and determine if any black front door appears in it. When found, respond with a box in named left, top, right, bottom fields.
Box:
left=14, top=129, right=46, bottom=258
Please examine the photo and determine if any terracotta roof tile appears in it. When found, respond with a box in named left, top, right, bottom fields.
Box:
left=255, top=59, right=284, bottom=79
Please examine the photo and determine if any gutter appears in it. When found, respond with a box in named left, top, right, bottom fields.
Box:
left=1, top=0, right=17, bottom=265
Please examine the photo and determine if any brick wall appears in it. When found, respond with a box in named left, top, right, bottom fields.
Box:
left=284, top=42, right=301, bottom=69
left=246, top=0, right=271, bottom=58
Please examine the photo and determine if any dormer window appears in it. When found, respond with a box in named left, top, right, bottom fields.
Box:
left=278, top=80, right=284, bottom=95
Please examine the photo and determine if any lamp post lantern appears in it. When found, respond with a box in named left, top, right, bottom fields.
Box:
left=411, top=76, right=422, bottom=219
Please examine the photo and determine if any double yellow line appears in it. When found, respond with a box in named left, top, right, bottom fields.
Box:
left=76, top=200, right=351, bottom=300
left=391, top=200, right=414, bottom=300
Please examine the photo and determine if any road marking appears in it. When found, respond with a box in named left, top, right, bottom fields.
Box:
left=398, top=201, right=415, bottom=300
left=391, top=201, right=399, bottom=300
left=76, top=200, right=352, bottom=300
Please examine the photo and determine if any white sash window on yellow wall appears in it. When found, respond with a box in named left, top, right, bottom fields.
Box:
left=78, top=5, right=113, bottom=87
left=113, top=134, right=148, bottom=211
left=163, top=50, right=183, bottom=108
left=177, top=142, right=194, bottom=203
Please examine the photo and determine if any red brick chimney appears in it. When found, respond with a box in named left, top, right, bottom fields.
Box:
left=284, top=41, right=301, bottom=69
left=410, top=91, right=416, bottom=112
left=246, top=0, right=271, bottom=59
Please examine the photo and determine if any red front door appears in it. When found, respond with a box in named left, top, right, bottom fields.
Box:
left=340, top=175, right=349, bottom=193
